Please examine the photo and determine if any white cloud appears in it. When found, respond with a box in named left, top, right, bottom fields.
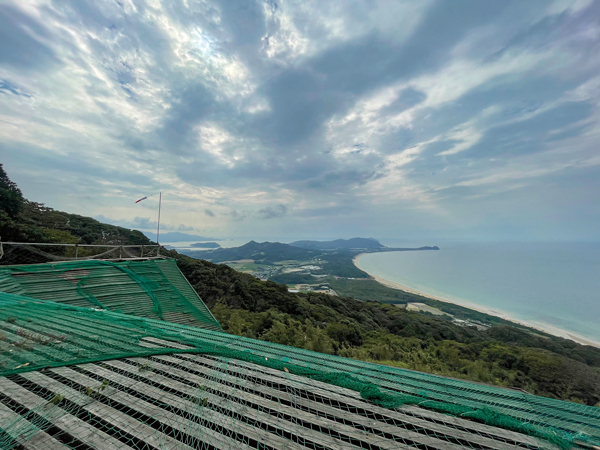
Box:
left=437, top=120, right=484, bottom=156
left=2, top=0, right=600, bottom=240
left=565, top=76, right=600, bottom=104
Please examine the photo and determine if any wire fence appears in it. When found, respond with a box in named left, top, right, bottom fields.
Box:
left=0, top=242, right=162, bottom=266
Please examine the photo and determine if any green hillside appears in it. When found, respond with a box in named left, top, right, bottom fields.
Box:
left=0, top=164, right=151, bottom=246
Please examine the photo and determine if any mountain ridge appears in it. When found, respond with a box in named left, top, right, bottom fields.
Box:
left=290, top=237, right=385, bottom=250
left=189, top=240, right=320, bottom=263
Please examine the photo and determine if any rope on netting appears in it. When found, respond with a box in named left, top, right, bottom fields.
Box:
left=6, top=244, right=122, bottom=262
left=153, top=260, right=217, bottom=330
left=0, top=245, right=19, bottom=264
left=7, top=260, right=164, bottom=319
left=70, top=246, right=122, bottom=260
left=0, top=244, right=165, bottom=264
left=192, top=345, right=577, bottom=450
left=121, top=247, right=138, bottom=258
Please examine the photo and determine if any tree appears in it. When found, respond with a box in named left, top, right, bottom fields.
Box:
left=0, top=164, right=24, bottom=218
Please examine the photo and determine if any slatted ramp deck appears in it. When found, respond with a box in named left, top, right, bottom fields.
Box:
left=1, top=292, right=598, bottom=449
left=0, top=349, right=559, bottom=450
left=0, top=259, right=221, bottom=332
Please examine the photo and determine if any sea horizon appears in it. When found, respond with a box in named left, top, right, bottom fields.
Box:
left=354, top=240, right=600, bottom=348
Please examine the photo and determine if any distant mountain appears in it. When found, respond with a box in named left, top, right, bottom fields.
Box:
left=142, top=231, right=221, bottom=242
left=290, top=237, right=385, bottom=250
left=191, top=241, right=320, bottom=263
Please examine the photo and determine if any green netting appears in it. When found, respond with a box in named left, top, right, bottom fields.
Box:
left=1, top=293, right=599, bottom=450
left=0, top=259, right=222, bottom=332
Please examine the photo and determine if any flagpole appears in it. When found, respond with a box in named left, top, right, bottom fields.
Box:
left=156, top=192, right=162, bottom=255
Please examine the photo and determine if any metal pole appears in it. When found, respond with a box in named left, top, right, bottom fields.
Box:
left=156, top=192, right=162, bottom=256
left=75, top=244, right=78, bottom=260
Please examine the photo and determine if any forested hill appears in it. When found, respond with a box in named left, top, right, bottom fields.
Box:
left=2, top=164, right=600, bottom=405
left=290, top=237, right=385, bottom=250
left=191, top=240, right=322, bottom=263
left=0, top=164, right=152, bottom=245
left=182, top=240, right=370, bottom=278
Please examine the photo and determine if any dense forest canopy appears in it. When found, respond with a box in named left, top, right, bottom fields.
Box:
left=0, top=164, right=24, bottom=219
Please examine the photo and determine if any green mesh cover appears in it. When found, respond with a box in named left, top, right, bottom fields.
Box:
left=0, top=293, right=598, bottom=450
left=0, top=259, right=222, bottom=332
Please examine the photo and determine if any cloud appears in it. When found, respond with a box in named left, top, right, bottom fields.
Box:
left=0, top=5, right=59, bottom=71
left=132, top=217, right=157, bottom=229
left=2, top=0, right=600, bottom=240
left=0, top=79, right=31, bottom=97
left=94, top=215, right=181, bottom=232
left=257, top=204, right=287, bottom=219
left=229, top=210, right=246, bottom=222
left=93, top=215, right=155, bottom=230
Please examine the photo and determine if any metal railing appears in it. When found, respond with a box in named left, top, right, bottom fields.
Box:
left=0, top=242, right=163, bottom=265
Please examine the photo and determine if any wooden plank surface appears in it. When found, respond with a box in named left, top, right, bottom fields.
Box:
left=31, top=368, right=219, bottom=450
left=0, top=377, right=132, bottom=450
left=167, top=354, right=529, bottom=450
left=142, top=354, right=462, bottom=450
left=141, top=334, right=596, bottom=432
left=68, top=364, right=254, bottom=450
left=141, top=337, right=553, bottom=448
left=138, top=336, right=550, bottom=450
left=75, top=360, right=319, bottom=450
left=101, top=357, right=402, bottom=450
left=143, top=343, right=553, bottom=450
left=196, top=353, right=553, bottom=449
left=0, top=402, right=69, bottom=450
left=0, top=343, right=563, bottom=450
left=156, top=352, right=551, bottom=450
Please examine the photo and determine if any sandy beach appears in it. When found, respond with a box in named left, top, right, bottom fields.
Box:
left=353, top=253, right=600, bottom=349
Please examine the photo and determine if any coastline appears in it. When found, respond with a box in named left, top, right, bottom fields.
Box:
left=353, top=253, right=600, bottom=349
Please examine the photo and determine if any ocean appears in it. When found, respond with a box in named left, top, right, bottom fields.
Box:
left=356, top=241, right=600, bottom=343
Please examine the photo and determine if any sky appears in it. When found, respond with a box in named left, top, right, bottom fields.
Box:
left=1, top=0, right=600, bottom=242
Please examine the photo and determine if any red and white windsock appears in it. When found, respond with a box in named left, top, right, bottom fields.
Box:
left=135, top=196, right=148, bottom=203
